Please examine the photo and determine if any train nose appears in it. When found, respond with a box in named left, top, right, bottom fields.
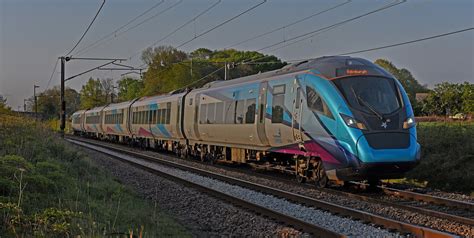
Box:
left=356, top=132, right=420, bottom=163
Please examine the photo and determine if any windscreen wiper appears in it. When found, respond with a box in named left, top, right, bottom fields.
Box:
left=356, top=95, right=385, bottom=121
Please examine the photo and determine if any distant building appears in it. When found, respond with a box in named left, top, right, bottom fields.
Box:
left=415, top=93, right=429, bottom=102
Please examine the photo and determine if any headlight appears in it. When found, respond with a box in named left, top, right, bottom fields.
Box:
left=403, top=117, right=416, bottom=129
left=340, top=113, right=367, bottom=130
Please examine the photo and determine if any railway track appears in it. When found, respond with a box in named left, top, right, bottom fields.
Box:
left=66, top=136, right=457, bottom=237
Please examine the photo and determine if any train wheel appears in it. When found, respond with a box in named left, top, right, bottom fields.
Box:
left=367, top=178, right=381, bottom=191
left=296, top=174, right=306, bottom=183
left=312, top=160, right=328, bottom=188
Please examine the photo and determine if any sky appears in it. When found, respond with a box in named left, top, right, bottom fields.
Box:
left=1, top=0, right=473, bottom=110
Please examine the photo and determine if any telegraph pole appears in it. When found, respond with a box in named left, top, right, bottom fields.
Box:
left=224, top=61, right=227, bottom=80
left=60, top=57, right=66, bottom=137
left=33, top=85, right=39, bottom=118
left=59, top=56, right=126, bottom=136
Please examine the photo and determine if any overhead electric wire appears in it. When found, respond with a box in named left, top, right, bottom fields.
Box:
left=128, top=0, right=222, bottom=61
left=65, top=0, right=106, bottom=56
left=338, top=27, right=474, bottom=55
left=76, top=0, right=183, bottom=57
left=74, top=0, right=165, bottom=56
left=225, top=0, right=351, bottom=49
left=176, top=0, right=267, bottom=48
left=45, top=58, right=59, bottom=90
left=256, top=0, right=406, bottom=52
left=182, top=65, right=226, bottom=89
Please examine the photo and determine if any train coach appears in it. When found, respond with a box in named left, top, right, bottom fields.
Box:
left=72, top=56, right=420, bottom=187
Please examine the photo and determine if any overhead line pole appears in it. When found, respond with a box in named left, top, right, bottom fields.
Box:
left=59, top=56, right=127, bottom=137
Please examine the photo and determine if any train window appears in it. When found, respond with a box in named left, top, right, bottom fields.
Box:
left=215, top=102, right=224, bottom=124
left=306, top=86, right=333, bottom=119
left=235, top=100, right=245, bottom=124
left=295, top=87, right=301, bottom=109
left=166, top=108, right=171, bottom=124
left=161, top=109, right=166, bottom=124
left=156, top=109, right=162, bottom=124
left=200, top=104, right=207, bottom=124
left=207, top=103, right=216, bottom=124
left=224, top=101, right=235, bottom=124
left=189, top=98, right=193, bottom=106
left=272, top=95, right=285, bottom=123
left=245, top=98, right=256, bottom=124
left=273, top=84, right=285, bottom=94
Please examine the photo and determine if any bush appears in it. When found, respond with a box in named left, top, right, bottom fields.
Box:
left=0, top=114, right=189, bottom=237
left=406, top=122, right=474, bottom=193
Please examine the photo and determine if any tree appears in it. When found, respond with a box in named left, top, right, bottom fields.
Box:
left=141, top=46, right=285, bottom=96
left=33, top=87, right=80, bottom=119
left=117, top=77, right=144, bottom=102
left=100, top=78, right=115, bottom=104
left=0, top=95, right=11, bottom=114
left=421, top=82, right=473, bottom=116
left=80, top=78, right=107, bottom=109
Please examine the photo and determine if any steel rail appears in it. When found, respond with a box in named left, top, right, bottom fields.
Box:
left=351, top=181, right=474, bottom=211
left=66, top=138, right=344, bottom=238
left=66, top=136, right=455, bottom=238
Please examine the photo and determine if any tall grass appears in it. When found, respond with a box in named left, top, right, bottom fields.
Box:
left=0, top=114, right=190, bottom=237
left=405, top=122, right=474, bottom=193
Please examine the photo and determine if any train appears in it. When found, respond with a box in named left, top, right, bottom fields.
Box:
left=72, top=56, right=420, bottom=187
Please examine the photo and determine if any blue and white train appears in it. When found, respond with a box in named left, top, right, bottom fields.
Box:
left=72, top=56, right=420, bottom=187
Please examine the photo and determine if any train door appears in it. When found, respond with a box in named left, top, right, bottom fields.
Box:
left=291, top=76, right=304, bottom=144
left=256, top=81, right=269, bottom=146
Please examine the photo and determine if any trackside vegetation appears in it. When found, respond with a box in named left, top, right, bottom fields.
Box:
left=405, top=122, right=474, bottom=193
left=0, top=114, right=190, bottom=237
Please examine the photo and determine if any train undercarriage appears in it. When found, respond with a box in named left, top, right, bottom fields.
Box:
left=75, top=131, right=332, bottom=187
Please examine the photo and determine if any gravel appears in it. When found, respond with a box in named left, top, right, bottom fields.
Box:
left=69, top=142, right=304, bottom=237
left=71, top=138, right=474, bottom=237
left=130, top=145, right=474, bottom=237
left=70, top=140, right=399, bottom=237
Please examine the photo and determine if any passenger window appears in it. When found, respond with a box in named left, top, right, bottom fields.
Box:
left=207, top=103, right=215, bottom=124
left=199, top=104, right=207, bottom=124
left=166, top=102, right=171, bottom=124
left=166, top=108, right=171, bottom=124
left=156, top=110, right=162, bottom=124
left=215, top=102, right=224, bottom=124
left=235, top=100, right=245, bottom=124
left=306, top=86, right=333, bottom=119
left=245, top=98, right=256, bottom=124
left=272, top=84, right=286, bottom=123
left=160, top=109, right=166, bottom=124
left=224, top=101, right=235, bottom=124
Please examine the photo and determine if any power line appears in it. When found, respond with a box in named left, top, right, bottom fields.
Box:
left=65, top=0, right=106, bottom=56
left=176, top=0, right=267, bottom=48
left=338, top=27, right=474, bottom=55
left=76, top=0, right=183, bottom=57
left=256, top=0, right=406, bottom=52
left=74, top=0, right=165, bottom=56
left=45, top=58, right=59, bottom=90
left=128, top=0, right=222, bottom=61
left=181, top=65, right=226, bottom=89
left=225, top=0, right=351, bottom=49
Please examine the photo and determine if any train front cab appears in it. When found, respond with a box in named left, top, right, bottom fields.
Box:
left=329, top=73, right=421, bottom=182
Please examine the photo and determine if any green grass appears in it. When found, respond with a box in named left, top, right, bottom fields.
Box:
left=404, top=121, right=474, bottom=193
left=0, top=114, right=190, bottom=237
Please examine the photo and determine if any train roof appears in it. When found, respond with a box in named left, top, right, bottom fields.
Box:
left=194, top=56, right=390, bottom=90
left=102, top=101, right=132, bottom=111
